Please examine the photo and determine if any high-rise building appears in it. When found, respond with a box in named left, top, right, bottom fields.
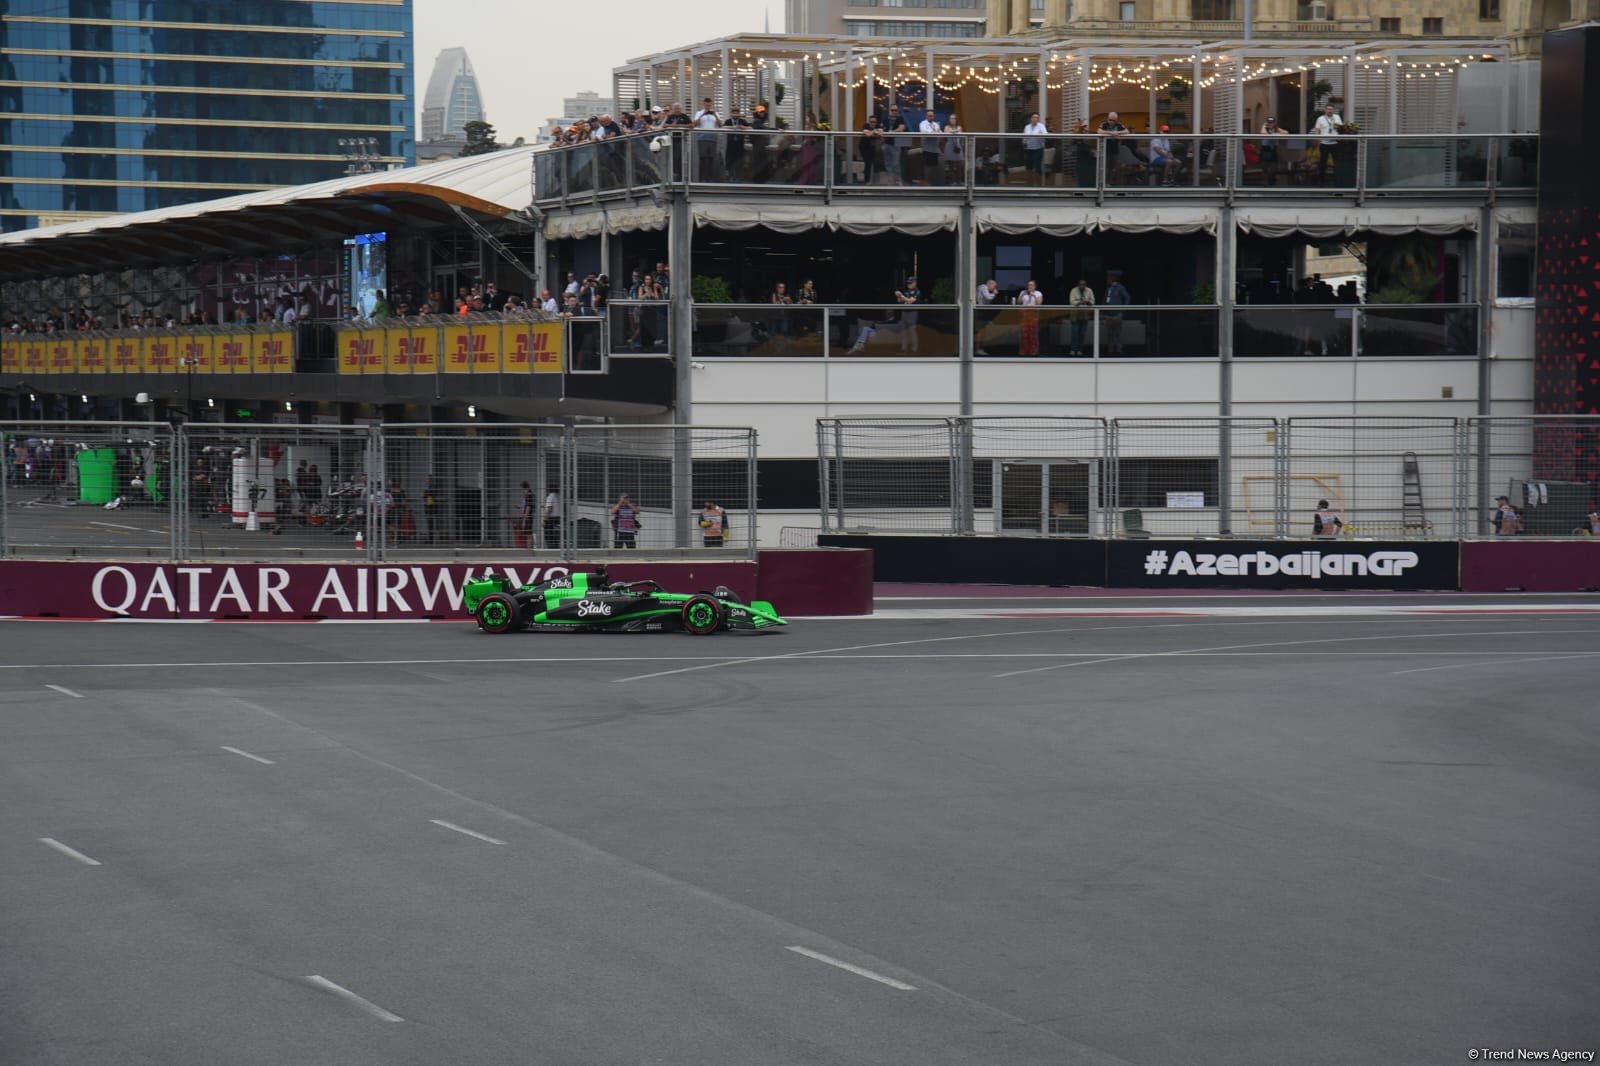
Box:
left=785, top=0, right=989, bottom=38
left=0, top=1, right=414, bottom=233
left=421, top=46, right=486, bottom=142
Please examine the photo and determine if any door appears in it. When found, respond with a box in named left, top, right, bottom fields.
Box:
left=995, top=460, right=1097, bottom=535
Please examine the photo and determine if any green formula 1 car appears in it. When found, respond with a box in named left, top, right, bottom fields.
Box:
left=462, top=567, right=786, bottom=635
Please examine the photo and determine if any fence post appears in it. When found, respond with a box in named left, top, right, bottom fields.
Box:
left=817, top=421, right=832, bottom=534
left=561, top=425, right=576, bottom=563
left=171, top=425, right=188, bottom=562
left=1105, top=419, right=1119, bottom=537
left=747, top=428, right=759, bottom=558
left=1274, top=419, right=1290, bottom=538
left=833, top=420, right=846, bottom=531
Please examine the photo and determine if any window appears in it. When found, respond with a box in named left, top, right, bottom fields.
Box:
left=1120, top=1, right=1137, bottom=19
left=1379, top=16, right=1401, bottom=31
left=1191, top=0, right=1235, bottom=18
left=1422, top=16, right=1442, bottom=32
left=847, top=0, right=877, bottom=6
left=1479, top=0, right=1499, bottom=16
left=1497, top=223, right=1535, bottom=300
left=1115, top=460, right=1219, bottom=508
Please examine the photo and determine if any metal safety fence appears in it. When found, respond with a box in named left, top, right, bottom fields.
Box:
left=818, top=416, right=1600, bottom=539
left=1, top=421, right=757, bottom=562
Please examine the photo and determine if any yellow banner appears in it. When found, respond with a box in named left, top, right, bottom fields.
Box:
left=79, top=337, right=109, bottom=374
left=109, top=336, right=140, bottom=373
left=21, top=340, right=47, bottom=375
left=384, top=324, right=438, bottom=374
left=144, top=336, right=177, bottom=374
left=256, top=331, right=292, bottom=373
left=339, top=329, right=381, bottom=375
left=531, top=321, right=564, bottom=374
left=1, top=339, right=19, bottom=374
left=441, top=323, right=472, bottom=374
left=179, top=334, right=216, bottom=375
left=216, top=334, right=250, bottom=375
left=46, top=338, right=75, bottom=375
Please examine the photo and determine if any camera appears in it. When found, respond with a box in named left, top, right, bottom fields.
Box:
left=648, top=135, right=670, bottom=154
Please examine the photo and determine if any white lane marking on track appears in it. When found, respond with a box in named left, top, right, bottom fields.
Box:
left=430, top=819, right=507, bottom=846
left=785, top=946, right=917, bottom=990
left=220, top=745, right=275, bottom=765
left=88, top=521, right=148, bottom=532
left=994, top=654, right=1153, bottom=679
left=303, top=976, right=404, bottom=1022
left=991, top=627, right=1600, bottom=679
left=1389, top=652, right=1600, bottom=677
left=219, top=694, right=1070, bottom=1041
left=39, top=838, right=101, bottom=866
left=45, top=684, right=83, bottom=698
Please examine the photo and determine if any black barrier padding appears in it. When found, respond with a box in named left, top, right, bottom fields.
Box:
left=818, top=534, right=1105, bottom=586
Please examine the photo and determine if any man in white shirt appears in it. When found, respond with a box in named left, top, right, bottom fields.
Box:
left=976, top=279, right=1000, bottom=305
left=1068, top=279, right=1095, bottom=355
left=542, top=484, right=561, bottom=548
left=539, top=288, right=559, bottom=316
left=918, top=109, right=942, bottom=185
left=1312, top=104, right=1342, bottom=185
left=1022, top=112, right=1047, bottom=183
left=692, top=97, right=721, bottom=180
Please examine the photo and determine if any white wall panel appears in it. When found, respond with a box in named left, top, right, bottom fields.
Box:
left=1232, top=361, right=1356, bottom=408
left=825, top=360, right=960, bottom=404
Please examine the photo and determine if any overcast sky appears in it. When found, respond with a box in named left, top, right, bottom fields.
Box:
left=413, top=0, right=781, bottom=143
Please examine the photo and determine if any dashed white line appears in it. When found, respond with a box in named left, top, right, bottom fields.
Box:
left=786, top=946, right=917, bottom=990
left=430, top=819, right=507, bottom=846
left=88, top=520, right=146, bottom=532
left=220, top=745, right=276, bottom=765
left=39, top=837, right=101, bottom=866
left=1389, top=652, right=1600, bottom=676
left=45, top=684, right=83, bottom=698
left=303, top=975, right=404, bottom=1022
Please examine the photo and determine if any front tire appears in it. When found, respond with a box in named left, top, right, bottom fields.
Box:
left=680, top=595, right=722, bottom=635
left=476, top=592, right=519, bottom=634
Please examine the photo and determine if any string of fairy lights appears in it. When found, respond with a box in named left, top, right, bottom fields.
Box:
left=632, top=45, right=1498, bottom=99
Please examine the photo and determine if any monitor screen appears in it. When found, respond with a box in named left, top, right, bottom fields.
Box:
left=344, top=232, right=388, bottom=317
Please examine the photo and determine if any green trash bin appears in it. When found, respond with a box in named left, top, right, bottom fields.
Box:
left=77, top=448, right=118, bottom=505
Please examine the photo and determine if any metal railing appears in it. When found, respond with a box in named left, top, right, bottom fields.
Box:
left=536, top=131, right=1538, bottom=203
left=1, top=421, right=758, bottom=562
left=818, top=416, right=1600, bottom=540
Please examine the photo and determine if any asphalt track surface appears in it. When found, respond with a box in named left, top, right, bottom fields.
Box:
left=3, top=598, right=1598, bottom=1065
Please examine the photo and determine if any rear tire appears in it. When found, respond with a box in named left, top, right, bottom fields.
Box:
left=680, top=595, right=722, bottom=635
left=476, top=592, right=519, bottom=634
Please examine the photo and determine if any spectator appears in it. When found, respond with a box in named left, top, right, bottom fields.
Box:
left=1492, top=495, right=1522, bottom=535
left=1313, top=103, right=1343, bottom=185
left=1312, top=498, right=1343, bottom=536
left=515, top=481, right=535, bottom=548
left=919, top=109, right=942, bottom=185
left=977, top=278, right=1001, bottom=306
left=542, top=483, right=562, bottom=548
left=1022, top=112, right=1047, bottom=183
left=699, top=500, right=727, bottom=547
left=941, top=114, right=966, bottom=184
left=894, top=275, right=923, bottom=353
left=1258, top=116, right=1284, bottom=184
left=692, top=97, right=720, bottom=178
left=859, top=115, right=884, bottom=185
left=610, top=493, right=641, bottom=548
left=884, top=107, right=907, bottom=184
left=1148, top=125, right=1179, bottom=185
left=1015, top=279, right=1044, bottom=356
left=1104, top=271, right=1132, bottom=355
left=723, top=106, right=751, bottom=180
left=1068, top=278, right=1095, bottom=356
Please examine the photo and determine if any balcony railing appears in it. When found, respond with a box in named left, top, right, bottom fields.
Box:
left=678, top=304, right=1478, bottom=359
left=535, top=131, right=1537, bottom=203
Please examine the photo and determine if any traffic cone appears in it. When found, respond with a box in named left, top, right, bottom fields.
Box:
left=354, top=530, right=365, bottom=551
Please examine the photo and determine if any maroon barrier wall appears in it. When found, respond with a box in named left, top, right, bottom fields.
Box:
left=1459, top=540, right=1600, bottom=592
left=757, top=548, right=874, bottom=616
left=0, top=560, right=758, bottom=621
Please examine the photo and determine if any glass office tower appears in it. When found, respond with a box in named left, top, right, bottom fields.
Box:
left=0, top=0, right=415, bottom=232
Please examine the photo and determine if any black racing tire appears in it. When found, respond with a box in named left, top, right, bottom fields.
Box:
left=476, top=592, right=520, bottom=634
left=680, top=594, right=722, bottom=636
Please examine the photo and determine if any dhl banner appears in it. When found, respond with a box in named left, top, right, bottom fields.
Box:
left=2, top=338, right=20, bottom=374
left=22, top=339, right=47, bottom=374
left=143, top=335, right=177, bottom=374
left=385, top=326, right=438, bottom=374
left=79, top=337, right=108, bottom=373
left=442, top=322, right=504, bottom=374
left=255, top=331, right=292, bottom=373
left=110, top=336, right=140, bottom=373
left=179, top=334, right=216, bottom=375
left=531, top=321, right=563, bottom=374
left=216, top=334, right=250, bottom=374
left=339, top=329, right=383, bottom=375
left=46, top=338, right=74, bottom=375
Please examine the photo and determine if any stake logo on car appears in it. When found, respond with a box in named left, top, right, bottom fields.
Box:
left=576, top=599, right=612, bottom=618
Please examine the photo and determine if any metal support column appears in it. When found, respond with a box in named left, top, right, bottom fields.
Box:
left=1218, top=204, right=1236, bottom=535
left=668, top=191, right=695, bottom=548
left=957, top=202, right=976, bottom=533
left=1475, top=203, right=1495, bottom=533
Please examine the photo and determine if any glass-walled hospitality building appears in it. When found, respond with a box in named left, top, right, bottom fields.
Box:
left=0, top=0, right=415, bottom=232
